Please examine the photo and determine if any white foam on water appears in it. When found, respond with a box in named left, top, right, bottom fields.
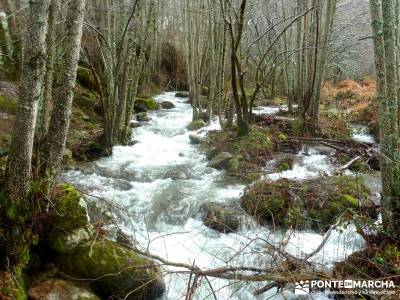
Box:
left=63, top=92, right=364, bottom=300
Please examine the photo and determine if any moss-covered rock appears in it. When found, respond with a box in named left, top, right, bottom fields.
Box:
left=28, top=279, right=100, bottom=300
left=134, top=98, right=158, bottom=112
left=160, top=101, right=175, bottom=109
left=52, top=184, right=89, bottom=232
left=241, top=176, right=374, bottom=231
left=207, top=152, right=234, bottom=170
left=187, top=119, right=206, bottom=131
left=49, top=227, right=92, bottom=255
left=60, top=239, right=165, bottom=300
left=200, top=202, right=243, bottom=233
left=136, top=112, right=151, bottom=122
left=76, top=67, right=98, bottom=91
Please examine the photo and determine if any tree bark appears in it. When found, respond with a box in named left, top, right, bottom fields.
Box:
left=44, top=0, right=86, bottom=176
left=6, top=0, right=50, bottom=202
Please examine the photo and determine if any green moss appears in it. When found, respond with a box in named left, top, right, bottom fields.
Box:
left=76, top=67, right=97, bottom=91
left=187, top=119, right=206, bottom=130
left=135, top=98, right=158, bottom=111
left=239, top=127, right=272, bottom=152
left=61, top=239, right=164, bottom=299
left=241, top=176, right=373, bottom=231
left=0, top=95, right=17, bottom=114
left=52, top=184, right=89, bottom=232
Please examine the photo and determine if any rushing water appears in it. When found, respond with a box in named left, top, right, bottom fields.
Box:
left=64, top=92, right=366, bottom=300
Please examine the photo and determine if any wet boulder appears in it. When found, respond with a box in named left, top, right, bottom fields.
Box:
left=162, top=168, right=191, bottom=180
left=175, top=91, right=189, bottom=98
left=28, top=279, right=100, bottom=300
left=200, top=202, right=243, bottom=233
left=189, top=133, right=202, bottom=145
left=134, top=98, right=158, bottom=112
left=129, top=121, right=142, bottom=128
left=60, top=239, right=165, bottom=300
left=136, top=112, right=151, bottom=122
left=241, top=176, right=375, bottom=231
left=161, top=100, right=175, bottom=109
left=187, top=119, right=206, bottom=131
left=207, top=152, right=238, bottom=172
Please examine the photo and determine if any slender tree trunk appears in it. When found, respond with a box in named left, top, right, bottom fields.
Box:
left=44, top=0, right=86, bottom=176
left=6, top=0, right=50, bottom=202
left=37, top=0, right=58, bottom=137
left=376, top=0, right=400, bottom=237
left=309, top=0, right=336, bottom=131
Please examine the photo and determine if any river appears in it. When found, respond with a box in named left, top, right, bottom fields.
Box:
left=64, top=92, right=371, bottom=299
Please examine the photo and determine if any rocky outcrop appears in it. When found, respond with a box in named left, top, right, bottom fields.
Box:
left=200, top=202, right=243, bottom=233
left=28, top=279, right=100, bottom=300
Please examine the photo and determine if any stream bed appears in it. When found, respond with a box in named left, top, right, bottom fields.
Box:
left=63, top=92, right=373, bottom=299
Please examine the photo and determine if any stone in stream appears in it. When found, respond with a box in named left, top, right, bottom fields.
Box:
left=160, top=100, right=175, bottom=109
left=186, top=119, right=206, bottom=131
left=200, top=202, right=243, bottom=233
left=207, top=152, right=239, bottom=172
left=129, top=121, right=142, bottom=128
left=134, top=97, right=158, bottom=112
left=162, top=167, right=192, bottom=180
left=136, top=112, right=151, bottom=122
left=175, top=91, right=189, bottom=98
left=189, top=133, right=202, bottom=145
left=28, top=279, right=100, bottom=300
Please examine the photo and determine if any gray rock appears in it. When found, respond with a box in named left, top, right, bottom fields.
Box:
left=49, top=227, right=92, bottom=255
left=207, top=152, right=234, bottom=170
left=200, top=202, right=243, bottom=233
left=189, top=133, right=202, bottom=145
left=162, top=168, right=191, bottom=180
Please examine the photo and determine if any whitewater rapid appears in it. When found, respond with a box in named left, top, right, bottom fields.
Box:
left=63, top=92, right=365, bottom=300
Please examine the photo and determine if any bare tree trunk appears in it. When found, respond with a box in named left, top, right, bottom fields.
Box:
left=37, top=0, right=59, bottom=137
left=44, top=0, right=86, bottom=176
left=309, top=0, right=336, bottom=131
left=6, top=0, right=50, bottom=202
left=370, top=0, right=400, bottom=237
